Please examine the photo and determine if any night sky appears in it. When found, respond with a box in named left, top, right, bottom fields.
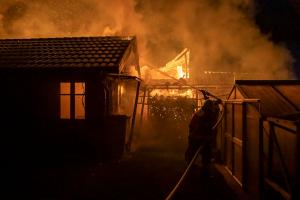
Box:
left=255, top=0, right=300, bottom=77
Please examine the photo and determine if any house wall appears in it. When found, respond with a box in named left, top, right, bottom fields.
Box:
left=119, top=38, right=140, bottom=76
left=0, top=70, right=59, bottom=166
left=0, top=70, right=132, bottom=166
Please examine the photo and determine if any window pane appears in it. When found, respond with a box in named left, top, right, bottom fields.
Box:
left=75, top=95, right=85, bottom=119
left=60, top=82, right=70, bottom=94
left=75, top=82, right=85, bottom=94
left=60, top=95, right=70, bottom=119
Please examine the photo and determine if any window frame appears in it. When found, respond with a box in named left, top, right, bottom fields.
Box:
left=60, top=81, right=85, bottom=120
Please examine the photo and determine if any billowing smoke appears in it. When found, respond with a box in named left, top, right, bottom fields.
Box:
left=0, top=0, right=295, bottom=78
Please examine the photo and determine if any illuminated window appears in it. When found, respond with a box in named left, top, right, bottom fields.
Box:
left=60, top=83, right=71, bottom=119
left=74, top=82, right=85, bottom=119
left=60, top=82, right=85, bottom=119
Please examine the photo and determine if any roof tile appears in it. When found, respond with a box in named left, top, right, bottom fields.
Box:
left=0, top=36, right=133, bottom=70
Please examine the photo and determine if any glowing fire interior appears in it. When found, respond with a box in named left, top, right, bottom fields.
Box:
left=150, top=88, right=194, bottom=98
left=176, top=65, right=190, bottom=79
left=148, top=48, right=192, bottom=97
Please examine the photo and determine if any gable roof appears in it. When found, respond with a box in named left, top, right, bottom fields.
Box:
left=0, top=36, right=137, bottom=73
left=233, top=80, right=300, bottom=119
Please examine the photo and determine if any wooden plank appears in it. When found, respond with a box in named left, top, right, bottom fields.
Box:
left=268, top=120, right=296, bottom=134
left=265, top=178, right=291, bottom=200
left=126, top=81, right=140, bottom=152
left=270, top=125, right=292, bottom=193
left=242, top=102, right=248, bottom=191
left=293, top=122, right=300, bottom=199
left=232, top=137, right=242, bottom=146
left=259, top=118, right=264, bottom=199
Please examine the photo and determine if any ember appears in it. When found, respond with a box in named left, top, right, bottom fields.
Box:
left=148, top=96, right=196, bottom=125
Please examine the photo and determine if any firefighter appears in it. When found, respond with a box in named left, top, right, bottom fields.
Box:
left=185, top=98, right=221, bottom=171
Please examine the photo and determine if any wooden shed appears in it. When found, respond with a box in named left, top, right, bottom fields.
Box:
left=218, top=80, right=300, bottom=200
left=0, top=36, right=141, bottom=164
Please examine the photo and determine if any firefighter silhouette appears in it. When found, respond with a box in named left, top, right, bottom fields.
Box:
left=185, top=98, right=220, bottom=168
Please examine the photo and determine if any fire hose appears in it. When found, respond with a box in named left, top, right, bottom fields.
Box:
left=144, top=64, right=227, bottom=199
left=165, top=92, right=225, bottom=200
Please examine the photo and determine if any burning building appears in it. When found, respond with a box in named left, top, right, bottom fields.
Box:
left=0, top=36, right=141, bottom=164
left=138, top=48, right=234, bottom=127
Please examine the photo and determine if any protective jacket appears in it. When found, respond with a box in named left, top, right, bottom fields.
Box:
left=185, top=99, right=220, bottom=163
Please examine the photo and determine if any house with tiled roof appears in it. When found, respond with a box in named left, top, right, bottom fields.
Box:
left=0, top=36, right=141, bottom=163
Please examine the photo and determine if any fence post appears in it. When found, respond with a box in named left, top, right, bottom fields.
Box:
left=126, top=81, right=141, bottom=152
left=242, top=102, right=248, bottom=191
left=259, top=117, right=264, bottom=200
left=292, top=121, right=300, bottom=200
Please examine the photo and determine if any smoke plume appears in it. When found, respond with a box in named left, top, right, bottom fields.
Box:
left=0, top=0, right=295, bottom=78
